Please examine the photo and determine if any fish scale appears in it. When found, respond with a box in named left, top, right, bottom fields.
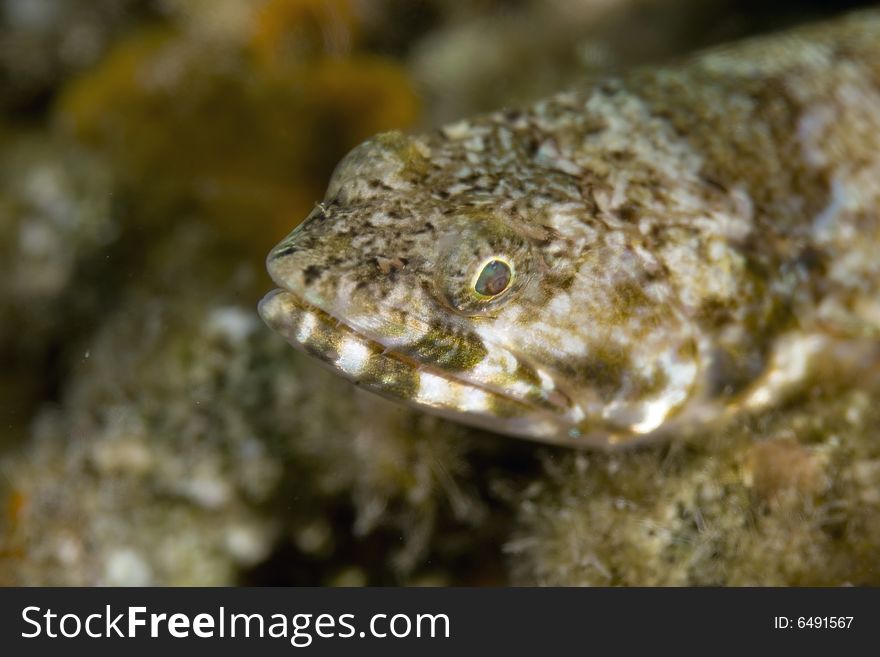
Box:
left=260, top=9, right=880, bottom=448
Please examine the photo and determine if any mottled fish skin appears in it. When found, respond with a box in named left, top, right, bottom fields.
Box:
left=260, top=10, right=880, bottom=448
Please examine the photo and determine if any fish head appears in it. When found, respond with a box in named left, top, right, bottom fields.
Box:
left=260, top=130, right=704, bottom=447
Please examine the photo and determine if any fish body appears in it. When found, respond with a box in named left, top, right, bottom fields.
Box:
left=260, top=10, right=880, bottom=448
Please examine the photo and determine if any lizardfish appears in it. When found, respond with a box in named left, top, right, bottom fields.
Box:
left=260, top=10, right=880, bottom=448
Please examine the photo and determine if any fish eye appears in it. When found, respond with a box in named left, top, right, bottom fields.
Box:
left=473, top=257, right=513, bottom=298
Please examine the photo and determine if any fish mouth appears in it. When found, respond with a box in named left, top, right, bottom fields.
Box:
left=258, top=288, right=572, bottom=442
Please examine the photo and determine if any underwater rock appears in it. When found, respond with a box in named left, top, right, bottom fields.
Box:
left=508, top=357, right=880, bottom=585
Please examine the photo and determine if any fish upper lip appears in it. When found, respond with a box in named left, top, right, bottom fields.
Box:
left=260, top=286, right=573, bottom=417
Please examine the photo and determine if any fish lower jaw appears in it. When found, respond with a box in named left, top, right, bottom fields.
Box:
left=258, top=288, right=574, bottom=441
